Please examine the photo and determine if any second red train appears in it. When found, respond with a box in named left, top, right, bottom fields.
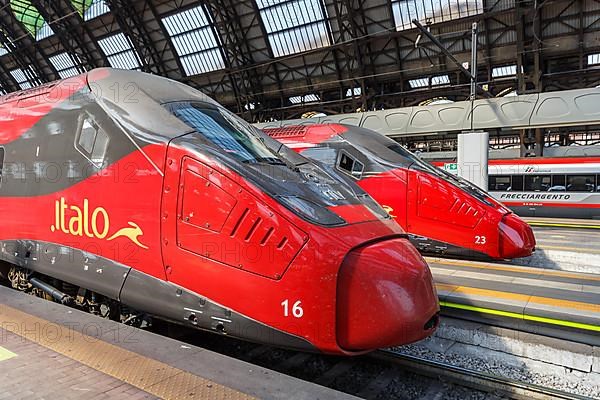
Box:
left=264, top=124, right=536, bottom=260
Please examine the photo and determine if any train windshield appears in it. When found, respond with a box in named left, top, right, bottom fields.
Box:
left=168, top=102, right=283, bottom=164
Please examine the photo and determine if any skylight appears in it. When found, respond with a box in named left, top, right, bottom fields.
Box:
left=431, top=75, right=450, bottom=85
left=409, top=77, right=429, bottom=88
left=49, top=52, right=82, bottom=79
left=98, top=33, right=141, bottom=70
left=391, top=0, right=483, bottom=31
left=289, top=93, right=320, bottom=104
left=162, top=5, right=225, bottom=76
left=346, top=87, right=362, bottom=97
left=0, top=46, right=8, bottom=57
left=82, top=0, right=110, bottom=20
left=10, top=68, right=36, bottom=90
left=10, top=0, right=54, bottom=41
left=492, top=64, right=517, bottom=78
left=256, top=0, right=331, bottom=57
left=587, top=53, right=600, bottom=66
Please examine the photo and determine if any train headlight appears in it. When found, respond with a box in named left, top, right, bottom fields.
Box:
left=278, top=196, right=346, bottom=226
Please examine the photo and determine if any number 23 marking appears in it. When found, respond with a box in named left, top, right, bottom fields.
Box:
left=475, top=235, right=487, bottom=244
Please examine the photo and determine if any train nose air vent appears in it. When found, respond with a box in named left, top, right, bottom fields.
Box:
left=416, top=174, right=481, bottom=228
left=177, top=158, right=307, bottom=280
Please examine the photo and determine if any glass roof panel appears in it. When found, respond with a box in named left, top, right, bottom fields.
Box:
left=391, top=0, right=483, bottom=31
left=289, top=93, right=320, bottom=104
left=98, top=32, right=141, bottom=70
left=256, top=0, right=331, bottom=57
left=10, top=68, right=35, bottom=90
left=409, top=77, right=429, bottom=88
left=589, top=54, right=600, bottom=66
left=492, top=64, right=517, bottom=78
left=431, top=75, right=450, bottom=85
left=162, top=5, right=225, bottom=76
left=49, top=52, right=82, bottom=79
left=10, top=0, right=53, bottom=40
left=79, top=0, right=110, bottom=21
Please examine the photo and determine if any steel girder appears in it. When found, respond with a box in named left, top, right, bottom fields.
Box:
left=0, top=0, right=57, bottom=85
left=30, top=0, right=108, bottom=70
left=104, top=0, right=169, bottom=74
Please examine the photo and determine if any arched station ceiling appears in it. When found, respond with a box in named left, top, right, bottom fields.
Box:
left=0, top=0, right=599, bottom=122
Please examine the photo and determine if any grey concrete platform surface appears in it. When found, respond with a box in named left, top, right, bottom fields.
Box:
left=426, top=257, right=600, bottom=346
left=508, top=219, right=600, bottom=274
left=0, top=285, right=356, bottom=400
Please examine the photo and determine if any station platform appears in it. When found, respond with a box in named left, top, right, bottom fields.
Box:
left=427, top=257, right=600, bottom=346
left=0, top=285, right=354, bottom=400
left=524, top=217, right=600, bottom=230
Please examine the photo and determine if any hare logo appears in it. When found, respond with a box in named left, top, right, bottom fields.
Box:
left=382, top=205, right=396, bottom=218
left=51, top=198, right=149, bottom=249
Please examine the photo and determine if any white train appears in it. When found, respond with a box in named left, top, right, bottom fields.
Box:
left=434, top=157, right=600, bottom=219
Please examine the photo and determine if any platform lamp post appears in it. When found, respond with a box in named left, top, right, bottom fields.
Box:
left=412, top=20, right=489, bottom=191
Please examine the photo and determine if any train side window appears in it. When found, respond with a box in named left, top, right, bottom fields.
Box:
left=489, top=175, right=511, bottom=191
left=0, top=147, right=4, bottom=186
left=511, top=175, right=524, bottom=191
left=524, top=175, right=551, bottom=192
left=567, top=175, right=595, bottom=192
left=75, top=116, right=109, bottom=167
left=337, top=152, right=364, bottom=178
left=597, top=175, right=600, bottom=192
left=550, top=175, right=566, bottom=192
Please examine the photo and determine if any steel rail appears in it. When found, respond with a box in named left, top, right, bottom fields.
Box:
left=372, top=350, right=593, bottom=400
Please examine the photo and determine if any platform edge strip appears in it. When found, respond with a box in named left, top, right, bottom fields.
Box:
left=0, top=304, right=256, bottom=400
left=440, top=301, right=600, bottom=332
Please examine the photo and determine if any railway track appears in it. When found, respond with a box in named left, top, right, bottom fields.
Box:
left=373, top=350, right=592, bottom=400
left=166, top=324, right=594, bottom=400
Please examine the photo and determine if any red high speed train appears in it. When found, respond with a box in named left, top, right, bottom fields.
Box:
left=0, top=69, right=439, bottom=355
left=264, top=124, right=535, bottom=260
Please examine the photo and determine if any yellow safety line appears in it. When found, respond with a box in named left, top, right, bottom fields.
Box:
left=436, top=283, right=600, bottom=313
left=440, top=302, right=600, bottom=332
left=427, top=257, right=600, bottom=282
left=0, top=305, right=255, bottom=400
left=0, top=346, right=17, bottom=362
left=529, top=222, right=600, bottom=230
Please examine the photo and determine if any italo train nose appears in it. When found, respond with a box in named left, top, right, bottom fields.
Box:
left=499, top=213, right=537, bottom=259
left=336, top=237, right=440, bottom=352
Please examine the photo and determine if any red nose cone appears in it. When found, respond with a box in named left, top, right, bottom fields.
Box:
left=336, top=238, right=439, bottom=352
left=499, top=213, right=536, bottom=259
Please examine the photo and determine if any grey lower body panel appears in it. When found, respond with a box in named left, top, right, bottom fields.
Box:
left=409, top=235, right=491, bottom=260
left=0, top=239, right=130, bottom=300
left=0, top=239, right=316, bottom=352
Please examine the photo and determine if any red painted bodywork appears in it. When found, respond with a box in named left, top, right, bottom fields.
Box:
left=265, top=124, right=536, bottom=260
left=337, top=238, right=438, bottom=350
left=0, top=71, right=439, bottom=355
left=161, top=145, right=439, bottom=353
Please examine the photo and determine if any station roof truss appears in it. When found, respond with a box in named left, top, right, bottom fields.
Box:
left=0, top=0, right=598, bottom=121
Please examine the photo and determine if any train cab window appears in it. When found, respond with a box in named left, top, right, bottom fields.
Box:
left=549, top=175, right=566, bottom=192
left=337, top=152, right=364, bottom=178
left=524, top=175, right=551, bottom=192
left=168, top=102, right=281, bottom=165
left=489, top=175, right=511, bottom=191
left=75, top=117, right=109, bottom=167
left=511, top=175, right=524, bottom=191
left=567, top=175, right=595, bottom=192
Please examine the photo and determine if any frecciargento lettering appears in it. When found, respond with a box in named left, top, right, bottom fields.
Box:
left=51, top=197, right=149, bottom=249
